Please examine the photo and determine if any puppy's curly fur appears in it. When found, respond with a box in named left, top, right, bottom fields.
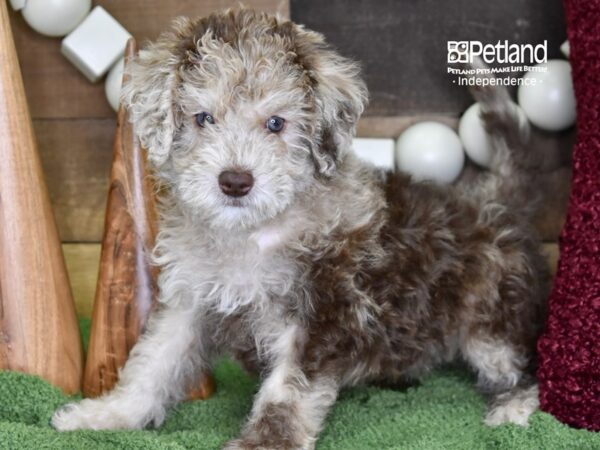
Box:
left=52, top=9, right=549, bottom=449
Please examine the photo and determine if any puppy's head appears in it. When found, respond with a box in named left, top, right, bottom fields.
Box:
left=123, top=9, right=367, bottom=230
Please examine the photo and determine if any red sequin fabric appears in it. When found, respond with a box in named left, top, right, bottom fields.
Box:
left=536, top=0, right=600, bottom=431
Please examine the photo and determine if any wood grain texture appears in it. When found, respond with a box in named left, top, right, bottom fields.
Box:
left=82, top=40, right=214, bottom=400
left=8, top=0, right=570, bottom=244
left=291, top=0, right=566, bottom=116
left=532, top=167, right=571, bottom=242
left=357, top=115, right=459, bottom=138
left=543, top=243, right=559, bottom=277
left=7, top=0, right=289, bottom=243
left=64, top=242, right=561, bottom=319
left=9, top=0, right=289, bottom=120
left=0, top=1, right=83, bottom=394
left=63, top=244, right=102, bottom=318
left=35, top=115, right=571, bottom=243
left=82, top=40, right=159, bottom=398
left=35, top=119, right=114, bottom=242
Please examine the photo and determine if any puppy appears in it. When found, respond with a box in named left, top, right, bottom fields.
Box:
left=52, top=9, right=548, bottom=449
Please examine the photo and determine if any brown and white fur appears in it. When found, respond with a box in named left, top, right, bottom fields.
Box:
left=52, top=9, right=548, bottom=449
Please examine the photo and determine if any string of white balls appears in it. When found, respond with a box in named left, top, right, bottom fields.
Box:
left=361, top=43, right=575, bottom=184
left=10, top=0, right=576, bottom=185
left=9, top=0, right=130, bottom=111
left=397, top=43, right=574, bottom=184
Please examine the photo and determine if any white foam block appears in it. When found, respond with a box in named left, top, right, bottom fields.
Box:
left=61, top=6, right=131, bottom=82
left=352, top=138, right=396, bottom=170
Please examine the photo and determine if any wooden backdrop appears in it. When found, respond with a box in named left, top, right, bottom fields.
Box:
left=8, top=0, right=566, bottom=316
left=291, top=0, right=567, bottom=115
left=8, top=1, right=288, bottom=316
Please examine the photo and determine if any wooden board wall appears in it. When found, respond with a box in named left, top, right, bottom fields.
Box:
left=63, top=242, right=562, bottom=318
left=7, top=1, right=570, bottom=317
left=9, top=0, right=289, bottom=242
left=10, top=0, right=570, bottom=245
left=291, top=0, right=567, bottom=116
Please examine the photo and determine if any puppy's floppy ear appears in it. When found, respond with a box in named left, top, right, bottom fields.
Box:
left=121, top=34, right=183, bottom=167
left=293, top=26, right=368, bottom=176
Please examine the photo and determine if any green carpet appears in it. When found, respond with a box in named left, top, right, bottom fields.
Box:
left=0, top=319, right=598, bottom=449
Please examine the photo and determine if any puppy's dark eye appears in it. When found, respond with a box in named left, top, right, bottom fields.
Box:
left=195, top=112, right=215, bottom=127
left=266, top=116, right=285, bottom=133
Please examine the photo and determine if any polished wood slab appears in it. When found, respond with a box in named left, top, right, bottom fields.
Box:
left=8, top=1, right=289, bottom=243
left=82, top=39, right=214, bottom=400
left=0, top=0, right=83, bottom=394
left=82, top=38, right=158, bottom=398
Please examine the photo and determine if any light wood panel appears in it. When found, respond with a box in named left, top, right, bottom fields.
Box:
left=357, top=115, right=458, bottom=138
left=9, top=1, right=570, bottom=244
left=542, top=243, right=559, bottom=277
left=0, top=0, right=82, bottom=394
left=9, top=0, right=289, bottom=120
left=291, top=0, right=566, bottom=116
left=63, top=244, right=101, bottom=318
left=35, top=119, right=113, bottom=242
left=8, top=0, right=289, bottom=243
left=35, top=115, right=571, bottom=243
left=65, top=242, right=561, bottom=319
left=83, top=39, right=160, bottom=397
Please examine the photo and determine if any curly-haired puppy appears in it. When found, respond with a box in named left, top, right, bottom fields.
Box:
left=52, top=9, right=549, bottom=449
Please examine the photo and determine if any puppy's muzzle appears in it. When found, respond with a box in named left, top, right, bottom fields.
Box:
left=219, top=170, right=254, bottom=197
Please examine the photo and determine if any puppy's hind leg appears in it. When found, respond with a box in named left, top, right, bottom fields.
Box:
left=484, top=382, right=539, bottom=427
left=52, top=303, right=209, bottom=431
left=462, top=336, right=539, bottom=427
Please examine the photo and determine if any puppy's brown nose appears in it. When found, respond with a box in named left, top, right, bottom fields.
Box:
left=218, top=171, right=254, bottom=197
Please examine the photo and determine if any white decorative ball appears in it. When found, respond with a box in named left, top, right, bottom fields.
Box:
left=560, top=40, right=570, bottom=58
left=22, top=0, right=92, bottom=37
left=517, top=60, right=576, bottom=131
left=9, top=0, right=27, bottom=11
left=458, top=102, right=527, bottom=168
left=396, top=122, right=465, bottom=184
left=459, top=103, right=493, bottom=168
left=105, top=57, right=124, bottom=112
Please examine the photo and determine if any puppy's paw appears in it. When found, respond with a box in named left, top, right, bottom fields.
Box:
left=222, top=438, right=281, bottom=450
left=484, top=385, right=539, bottom=427
left=222, top=438, right=312, bottom=450
left=223, top=439, right=286, bottom=450
left=51, top=398, right=145, bottom=431
left=222, top=439, right=246, bottom=450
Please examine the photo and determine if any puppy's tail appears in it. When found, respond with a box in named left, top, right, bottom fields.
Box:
left=461, top=57, right=538, bottom=214
left=464, top=57, right=532, bottom=177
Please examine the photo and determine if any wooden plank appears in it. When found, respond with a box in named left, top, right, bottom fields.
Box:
left=98, top=0, right=289, bottom=44
left=0, top=0, right=83, bottom=394
left=36, top=117, right=570, bottom=243
left=291, top=0, right=567, bottom=116
left=83, top=42, right=160, bottom=396
left=532, top=167, right=570, bottom=242
left=357, top=115, right=458, bottom=138
left=358, top=115, right=575, bottom=167
left=9, top=0, right=289, bottom=120
left=36, top=115, right=570, bottom=243
left=34, top=118, right=114, bottom=242
left=9, top=13, right=112, bottom=119
left=63, top=244, right=101, bottom=318
left=63, top=242, right=561, bottom=318
left=543, top=243, right=559, bottom=277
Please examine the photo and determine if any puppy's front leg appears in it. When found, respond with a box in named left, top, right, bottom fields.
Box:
left=52, top=303, right=208, bottom=431
left=225, top=327, right=339, bottom=450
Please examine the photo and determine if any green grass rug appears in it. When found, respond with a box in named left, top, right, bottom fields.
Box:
left=0, top=319, right=598, bottom=449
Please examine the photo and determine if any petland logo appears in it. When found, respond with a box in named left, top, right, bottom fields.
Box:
left=447, top=40, right=547, bottom=65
